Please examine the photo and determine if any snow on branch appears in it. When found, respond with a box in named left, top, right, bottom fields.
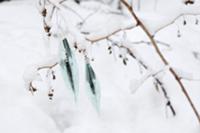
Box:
left=85, top=24, right=135, bottom=43
left=23, top=55, right=59, bottom=95
left=35, top=0, right=200, bottom=122
left=153, top=13, right=200, bottom=36
left=121, top=0, right=200, bottom=123
left=107, top=37, right=176, bottom=116
left=129, top=65, right=169, bottom=94
left=173, top=67, right=200, bottom=81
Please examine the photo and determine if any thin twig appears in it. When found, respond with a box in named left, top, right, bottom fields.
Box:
left=153, top=13, right=200, bottom=36
left=37, top=62, right=58, bottom=70
left=155, top=78, right=176, bottom=116
left=85, top=25, right=136, bottom=43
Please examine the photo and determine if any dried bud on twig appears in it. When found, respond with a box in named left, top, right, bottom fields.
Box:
left=48, top=89, right=54, bottom=100
left=184, top=0, right=195, bottom=5
left=183, top=20, right=187, bottom=25
left=41, top=8, right=47, bottom=17
left=195, top=19, right=199, bottom=25
left=52, top=70, right=56, bottom=80
left=44, top=25, right=51, bottom=33
left=123, top=59, right=127, bottom=65
left=29, top=82, right=37, bottom=94
left=177, top=30, right=181, bottom=38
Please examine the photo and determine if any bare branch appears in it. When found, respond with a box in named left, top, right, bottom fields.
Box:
left=121, top=0, right=200, bottom=123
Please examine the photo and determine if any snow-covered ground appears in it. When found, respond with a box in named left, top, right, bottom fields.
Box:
left=0, top=0, right=200, bottom=133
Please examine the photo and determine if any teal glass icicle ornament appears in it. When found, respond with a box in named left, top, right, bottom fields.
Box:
left=85, top=57, right=101, bottom=111
left=59, top=38, right=79, bottom=101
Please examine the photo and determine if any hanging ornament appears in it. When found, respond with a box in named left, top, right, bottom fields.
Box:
left=59, top=38, right=79, bottom=101
left=85, top=57, right=101, bottom=111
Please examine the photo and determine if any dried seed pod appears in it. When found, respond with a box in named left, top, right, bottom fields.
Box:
left=74, top=0, right=80, bottom=4
left=48, top=93, right=53, bottom=97
left=74, top=44, right=78, bottom=49
left=107, top=46, right=112, bottom=54
left=52, top=71, right=56, bottom=80
left=44, top=25, right=51, bottom=33
left=195, top=19, right=199, bottom=25
left=47, top=33, right=51, bottom=37
left=48, top=88, right=54, bottom=100
left=183, top=20, right=187, bottom=25
left=166, top=101, right=170, bottom=106
left=48, top=93, right=53, bottom=100
left=123, top=59, right=127, bottom=65
left=32, top=87, right=37, bottom=92
left=153, top=81, right=160, bottom=92
left=177, top=30, right=181, bottom=38
left=41, top=8, right=47, bottom=17
left=29, top=83, right=37, bottom=94
left=49, top=97, right=53, bottom=100
left=184, top=0, right=194, bottom=5
left=52, top=74, right=56, bottom=80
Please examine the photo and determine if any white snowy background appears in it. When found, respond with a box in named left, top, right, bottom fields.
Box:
left=0, top=0, right=200, bottom=133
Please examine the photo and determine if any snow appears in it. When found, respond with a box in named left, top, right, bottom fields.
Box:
left=0, top=0, right=200, bottom=133
left=23, top=54, right=59, bottom=90
left=129, top=65, right=169, bottom=94
left=137, top=0, right=200, bottom=35
left=173, top=67, right=194, bottom=79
